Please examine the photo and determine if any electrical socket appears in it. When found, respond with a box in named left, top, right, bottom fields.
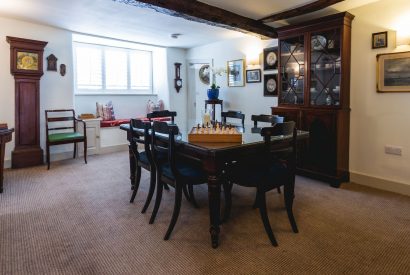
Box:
left=385, top=145, right=402, bottom=156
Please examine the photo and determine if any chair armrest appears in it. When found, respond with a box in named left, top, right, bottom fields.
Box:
left=75, top=119, right=87, bottom=138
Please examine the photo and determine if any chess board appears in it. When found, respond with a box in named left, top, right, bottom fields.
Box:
left=188, top=126, right=242, bottom=143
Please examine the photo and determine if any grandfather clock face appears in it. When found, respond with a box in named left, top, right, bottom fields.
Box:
left=16, top=51, right=39, bottom=71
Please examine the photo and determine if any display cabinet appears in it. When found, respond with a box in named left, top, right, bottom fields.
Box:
left=272, top=12, right=354, bottom=187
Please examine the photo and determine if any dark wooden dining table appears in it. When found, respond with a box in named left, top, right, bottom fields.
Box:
left=0, top=128, right=14, bottom=193
left=120, top=123, right=308, bottom=248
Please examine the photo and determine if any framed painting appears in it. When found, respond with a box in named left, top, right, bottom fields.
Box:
left=246, top=69, right=261, bottom=83
left=263, top=47, right=278, bottom=70
left=377, top=51, right=410, bottom=92
left=264, top=74, right=278, bottom=96
left=227, top=59, right=245, bottom=87
left=372, top=31, right=388, bottom=49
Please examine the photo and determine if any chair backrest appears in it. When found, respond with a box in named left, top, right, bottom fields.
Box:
left=260, top=121, right=297, bottom=174
left=130, top=119, right=152, bottom=163
left=151, top=121, right=179, bottom=177
left=222, top=110, right=245, bottom=126
left=147, top=110, right=177, bottom=124
left=251, top=114, right=284, bottom=127
left=45, top=109, right=76, bottom=135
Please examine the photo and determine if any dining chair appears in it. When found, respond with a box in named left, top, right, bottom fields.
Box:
left=129, top=119, right=157, bottom=213
left=45, top=109, right=87, bottom=170
left=150, top=121, right=207, bottom=240
left=224, top=121, right=298, bottom=246
left=221, top=110, right=245, bottom=127
left=147, top=110, right=177, bottom=124
left=251, top=114, right=284, bottom=127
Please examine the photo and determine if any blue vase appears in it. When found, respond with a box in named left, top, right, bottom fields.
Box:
left=207, top=88, right=219, bottom=100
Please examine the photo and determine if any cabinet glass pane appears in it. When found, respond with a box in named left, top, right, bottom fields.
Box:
left=310, top=28, right=341, bottom=106
left=280, top=35, right=305, bottom=105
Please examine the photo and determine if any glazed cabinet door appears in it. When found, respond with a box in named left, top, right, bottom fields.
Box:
left=309, top=28, right=342, bottom=107
left=279, top=35, right=305, bottom=105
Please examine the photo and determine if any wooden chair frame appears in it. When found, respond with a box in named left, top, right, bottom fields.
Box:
left=45, top=109, right=87, bottom=169
left=222, top=110, right=245, bottom=127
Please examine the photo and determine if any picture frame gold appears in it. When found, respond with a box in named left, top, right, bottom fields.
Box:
left=227, top=59, right=245, bottom=87
left=376, top=51, right=410, bottom=92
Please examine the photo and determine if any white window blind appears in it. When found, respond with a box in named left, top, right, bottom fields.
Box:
left=74, top=41, right=153, bottom=94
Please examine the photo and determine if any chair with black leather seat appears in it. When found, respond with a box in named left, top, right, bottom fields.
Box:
left=224, top=121, right=298, bottom=246
left=150, top=121, right=207, bottom=240
left=147, top=110, right=177, bottom=124
left=45, top=109, right=87, bottom=170
left=222, top=110, right=245, bottom=127
left=129, top=119, right=157, bottom=213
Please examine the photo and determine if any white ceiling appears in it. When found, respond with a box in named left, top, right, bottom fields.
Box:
left=0, top=0, right=380, bottom=48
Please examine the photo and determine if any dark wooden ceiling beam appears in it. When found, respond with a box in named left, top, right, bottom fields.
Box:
left=113, top=0, right=277, bottom=39
left=259, top=0, right=345, bottom=23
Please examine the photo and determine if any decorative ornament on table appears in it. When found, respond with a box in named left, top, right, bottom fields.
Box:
left=207, top=66, right=226, bottom=100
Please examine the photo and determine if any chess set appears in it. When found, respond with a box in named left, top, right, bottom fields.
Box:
left=188, top=122, right=242, bottom=143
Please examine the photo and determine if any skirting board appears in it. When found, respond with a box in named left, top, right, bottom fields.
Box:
left=350, top=172, right=410, bottom=197
left=3, top=144, right=129, bottom=169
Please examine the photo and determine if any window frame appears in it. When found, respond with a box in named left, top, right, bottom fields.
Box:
left=73, top=41, right=154, bottom=95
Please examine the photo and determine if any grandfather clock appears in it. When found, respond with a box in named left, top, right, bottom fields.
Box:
left=6, top=36, right=48, bottom=168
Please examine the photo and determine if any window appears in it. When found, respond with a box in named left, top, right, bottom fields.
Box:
left=74, top=42, right=153, bottom=94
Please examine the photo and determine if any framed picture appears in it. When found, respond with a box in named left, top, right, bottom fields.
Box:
left=372, top=31, right=388, bottom=49
left=263, top=47, right=278, bottom=70
left=377, top=51, right=410, bottom=92
left=227, top=59, right=245, bottom=87
left=264, top=74, right=278, bottom=96
left=198, top=64, right=210, bottom=85
left=246, top=69, right=261, bottom=83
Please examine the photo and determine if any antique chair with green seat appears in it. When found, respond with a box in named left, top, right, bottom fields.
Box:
left=221, top=110, right=245, bottom=127
left=150, top=121, right=207, bottom=240
left=224, top=121, right=298, bottom=246
left=45, top=109, right=87, bottom=170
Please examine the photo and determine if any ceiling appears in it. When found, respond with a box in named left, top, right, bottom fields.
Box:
left=0, top=0, right=380, bottom=48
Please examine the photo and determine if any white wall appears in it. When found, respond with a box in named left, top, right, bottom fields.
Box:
left=0, top=16, right=75, bottom=165
left=166, top=48, right=188, bottom=130
left=349, top=0, right=410, bottom=187
left=186, top=36, right=278, bottom=125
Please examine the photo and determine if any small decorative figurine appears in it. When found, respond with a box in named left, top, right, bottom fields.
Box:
left=47, top=54, right=58, bottom=71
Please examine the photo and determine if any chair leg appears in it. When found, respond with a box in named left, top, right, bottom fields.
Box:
left=73, top=142, right=76, bottom=159
left=164, top=182, right=183, bottom=240
left=130, top=166, right=142, bottom=203
left=83, top=139, right=87, bottom=164
left=277, top=187, right=281, bottom=194
left=257, top=189, right=278, bottom=246
left=182, top=184, right=191, bottom=202
left=252, top=192, right=258, bottom=209
left=141, top=169, right=156, bottom=213
left=188, top=184, right=199, bottom=208
left=222, top=181, right=232, bottom=223
left=284, top=183, right=298, bottom=233
left=149, top=171, right=163, bottom=224
left=163, top=182, right=170, bottom=191
left=46, top=145, right=51, bottom=170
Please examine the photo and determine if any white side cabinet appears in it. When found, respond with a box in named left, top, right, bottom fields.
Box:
left=77, top=118, right=102, bottom=156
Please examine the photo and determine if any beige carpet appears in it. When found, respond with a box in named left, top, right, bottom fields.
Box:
left=0, top=152, right=409, bottom=275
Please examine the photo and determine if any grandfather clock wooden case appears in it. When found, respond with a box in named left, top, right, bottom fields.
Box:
left=271, top=12, right=354, bottom=187
left=7, top=37, right=48, bottom=168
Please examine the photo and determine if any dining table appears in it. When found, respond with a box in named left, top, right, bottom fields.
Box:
left=120, top=123, right=309, bottom=248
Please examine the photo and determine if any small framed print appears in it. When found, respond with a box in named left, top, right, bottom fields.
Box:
left=264, top=74, right=278, bottom=96
left=263, top=47, right=278, bottom=70
left=227, top=59, right=245, bottom=87
left=246, top=69, right=261, bottom=83
left=372, top=31, right=388, bottom=49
